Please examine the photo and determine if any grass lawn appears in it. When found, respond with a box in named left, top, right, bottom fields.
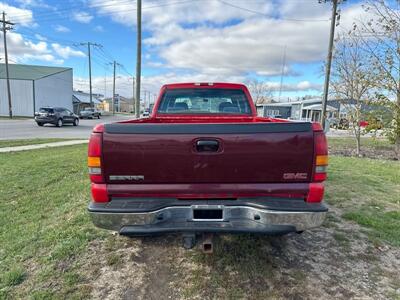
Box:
left=0, top=116, right=32, bottom=120
left=0, top=144, right=105, bottom=299
left=325, top=156, right=400, bottom=246
left=328, top=136, right=394, bottom=150
left=0, top=142, right=399, bottom=298
left=0, top=139, right=83, bottom=148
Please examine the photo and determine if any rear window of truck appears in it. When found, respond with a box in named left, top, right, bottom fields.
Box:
left=157, top=88, right=252, bottom=115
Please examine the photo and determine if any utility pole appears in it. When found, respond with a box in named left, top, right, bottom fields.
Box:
left=320, top=0, right=342, bottom=130
left=112, top=60, right=116, bottom=115
left=2, top=12, right=14, bottom=119
left=143, top=91, right=147, bottom=110
left=79, top=42, right=102, bottom=108
left=88, top=43, right=93, bottom=107
left=135, top=0, right=142, bottom=118
left=132, top=76, right=135, bottom=114
left=108, top=61, right=122, bottom=115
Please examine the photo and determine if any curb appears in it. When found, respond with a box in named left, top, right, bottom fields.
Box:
left=0, top=140, right=88, bottom=153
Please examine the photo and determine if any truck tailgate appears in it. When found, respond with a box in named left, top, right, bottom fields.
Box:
left=102, top=122, right=314, bottom=189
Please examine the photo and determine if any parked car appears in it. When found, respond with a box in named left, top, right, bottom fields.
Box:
left=79, top=108, right=101, bottom=119
left=87, top=83, right=328, bottom=249
left=35, top=107, right=79, bottom=127
left=330, top=117, right=349, bottom=130
left=142, top=110, right=150, bottom=117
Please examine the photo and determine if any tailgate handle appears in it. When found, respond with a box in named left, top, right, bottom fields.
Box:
left=196, top=140, right=219, bottom=152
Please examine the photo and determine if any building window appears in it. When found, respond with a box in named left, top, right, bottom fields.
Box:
left=266, top=109, right=280, bottom=116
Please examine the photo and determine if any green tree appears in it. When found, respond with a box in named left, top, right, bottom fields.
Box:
left=331, top=35, right=374, bottom=156
left=355, top=0, right=400, bottom=158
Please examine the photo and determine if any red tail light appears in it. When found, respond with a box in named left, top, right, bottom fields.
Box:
left=308, top=123, right=328, bottom=203
left=88, top=126, right=109, bottom=202
left=313, top=125, right=328, bottom=182
left=306, top=183, right=324, bottom=203
left=314, top=131, right=328, bottom=157
left=91, top=183, right=109, bottom=202
left=88, top=132, right=104, bottom=184
left=88, top=132, right=102, bottom=157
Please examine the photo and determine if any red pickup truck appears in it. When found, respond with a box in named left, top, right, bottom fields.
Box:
left=88, top=83, right=328, bottom=245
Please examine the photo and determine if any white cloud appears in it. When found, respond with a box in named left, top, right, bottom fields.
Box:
left=262, top=80, right=322, bottom=92
left=74, top=72, right=321, bottom=101
left=34, top=34, right=47, bottom=41
left=0, top=31, right=64, bottom=64
left=84, top=0, right=376, bottom=100
left=0, top=2, right=34, bottom=26
left=72, top=12, right=93, bottom=23
left=90, top=0, right=374, bottom=79
left=54, top=25, right=70, bottom=33
left=15, top=0, right=52, bottom=9
left=52, top=43, right=85, bottom=59
left=93, top=25, right=104, bottom=32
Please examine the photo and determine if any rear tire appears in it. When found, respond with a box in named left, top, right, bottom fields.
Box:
left=73, top=118, right=79, bottom=126
left=97, top=115, right=100, bottom=119
left=56, top=119, right=63, bottom=127
left=37, top=122, right=44, bottom=127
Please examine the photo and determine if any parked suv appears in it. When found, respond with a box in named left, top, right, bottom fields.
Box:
left=35, top=107, right=79, bottom=127
left=79, top=108, right=101, bottom=119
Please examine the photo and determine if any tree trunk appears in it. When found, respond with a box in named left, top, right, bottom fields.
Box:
left=352, top=123, right=361, bottom=157
left=356, top=131, right=361, bottom=157
left=396, top=87, right=400, bottom=160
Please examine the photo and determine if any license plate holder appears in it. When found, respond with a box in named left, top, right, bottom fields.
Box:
left=191, top=205, right=224, bottom=221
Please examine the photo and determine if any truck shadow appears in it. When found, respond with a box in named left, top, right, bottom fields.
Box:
left=136, top=232, right=316, bottom=299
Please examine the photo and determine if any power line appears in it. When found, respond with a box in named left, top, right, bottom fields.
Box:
left=120, top=64, right=133, bottom=77
left=10, top=28, right=123, bottom=90
left=217, top=0, right=330, bottom=22
left=10, top=0, right=135, bottom=23
left=11, top=0, right=197, bottom=24
left=278, top=45, right=287, bottom=100
left=79, top=42, right=102, bottom=107
left=17, top=27, right=79, bottom=45
left=94, top=46, right=114, bottom=62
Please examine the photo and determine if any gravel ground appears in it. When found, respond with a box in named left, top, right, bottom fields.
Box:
left=77, top=207, right=399, bottom=300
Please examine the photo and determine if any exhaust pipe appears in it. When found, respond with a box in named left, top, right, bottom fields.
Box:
left=202, top=233, right=214, bottom=254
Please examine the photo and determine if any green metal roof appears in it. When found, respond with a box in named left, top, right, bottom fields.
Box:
left=0, top=63, right=71, bottom=80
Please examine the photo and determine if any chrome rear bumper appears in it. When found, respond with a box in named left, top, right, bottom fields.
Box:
left=89, top=202, right=327, bottom=235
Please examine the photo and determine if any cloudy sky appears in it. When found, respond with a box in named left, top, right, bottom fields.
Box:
left=0, top=0, right=375, bottom=101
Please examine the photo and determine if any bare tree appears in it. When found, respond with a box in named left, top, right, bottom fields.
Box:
left=246, top=79, right=273, bottom=104
left=354, top=0, right=400, bottom=158
left=331, top=35, right=374, bottom=156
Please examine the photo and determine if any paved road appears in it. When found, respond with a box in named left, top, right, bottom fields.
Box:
left=1, top=116, right=379, bottom=140
left=0, top=115, right=134, bottom=140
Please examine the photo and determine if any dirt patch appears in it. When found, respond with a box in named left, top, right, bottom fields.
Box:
left=329, top=147, right=398, bottom=160
left=328, top=142, right=398, bottom=161
left=175, top=212, right=400, bottom=299
left=78, top=234, right=184, bottom=300
left=76, top=210, right=400, bottom=300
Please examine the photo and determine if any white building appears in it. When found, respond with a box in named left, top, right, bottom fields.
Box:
left=0, top=64, right=73, bottom=117
left=256, top=98, right=341, bottom=122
